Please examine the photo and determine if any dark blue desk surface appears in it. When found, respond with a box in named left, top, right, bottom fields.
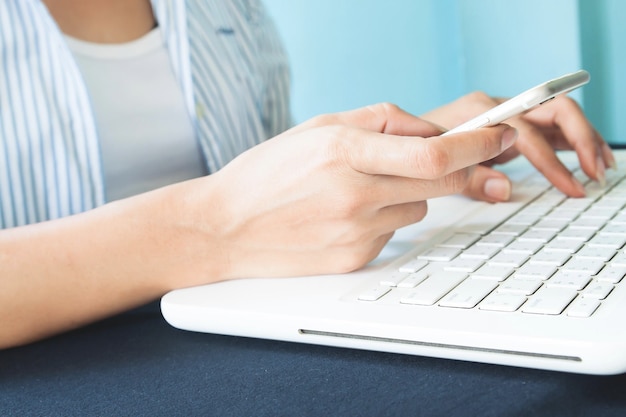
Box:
left=2, top=301, right=626, bottom=417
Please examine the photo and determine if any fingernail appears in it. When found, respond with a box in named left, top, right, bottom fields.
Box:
left=603, top=142, right=617, bottom=170
left=484, top=178, right=511, bottom=201
left=596, top=155, right=606, bottom=188
left=501, top=127, right=518, bottom=152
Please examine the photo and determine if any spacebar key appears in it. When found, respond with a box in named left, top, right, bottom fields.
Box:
left=400, top=272, right=467, bottom=306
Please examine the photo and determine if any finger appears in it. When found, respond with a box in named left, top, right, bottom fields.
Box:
left=362, top=168, right=476, bottom=207
left=360, top=102, right=446, bottom=136
left=602, top=140, right=617, bottom=170
left=523, top=96, right=614, bottom=182
left=327, top=231, right=396, bottom=274
left=512, top=122, right=586, bottom=197
left=461, top=165, right=512, bottom=203
left=347, top=124, right=517, bottom=180
left=375, top=200, right=429, bottom=232
left=294, top=103, right=445, bottom=138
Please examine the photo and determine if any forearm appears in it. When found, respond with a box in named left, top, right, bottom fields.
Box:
left=0, top=104, right=518, bottom=349
left=0, top=179, right=221, bottom=349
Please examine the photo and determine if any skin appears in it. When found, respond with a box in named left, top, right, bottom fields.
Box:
left=0, top=104, right=517, bottom=348
left=42, top=0, right=156, bottom=43
left=0, top=0, right=612, bottom=348
left=423, top=92, right=616, bottom=203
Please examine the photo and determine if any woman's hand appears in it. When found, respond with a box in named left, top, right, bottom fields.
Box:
left=422, top=92, right=615, bottom=202
left=0, top=103, right=516, bottom=348
left=195, top=103, right=517, bottom=281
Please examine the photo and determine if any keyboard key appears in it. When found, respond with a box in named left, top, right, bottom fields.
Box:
left=498, top=278, right=542, bottom=295
left=566, top=298, right=601, bottom=318
left=561, top=258, right=605, bottom=275
left=543, top=239, right=583, bottom=253
left=545, top=208, right=580, bottom=222
left=610, top=252, right=626, bottom=267
left=397, top=270, right=429, bottom=288
left=417, top=247, right=461, bottom=262
left=502, top=239, right=543, bottom=255
left=569, top=217, right=606, bottom=230
left=600, top=222, right=626, bottom=235
left=380, top=271, right=409, bottom=287
left=587, top=234, right=626, bottom=249
left=574, top=245, right=616, bottom=262
left=556, top=227, right=596, bottom=241
left=488, top=251, right=528, bottom=267
left=443, top=257, right=484, bottom=272
left=581, top=207, right=618, bottom=220
left=438, top=233, right=481, bottom=249
left=438, top=279, right=497, bottom=308
left=398, top=258, right=428, bottom=273
left=612, top=212, right=626, bottom=224
left=532, top=218, right=568, bottom=231
left=506, top=214, right=541, bottom=226
left=456, top=201, right=530, bottom=234
left=479, top=292, right=527, bottom=312
left=460, top=245, right=500, bottom=260
left=546, top=271, right=593, bottom=290
left=491, top=223, right=528, bottom=236
left=514, top=263, right=557, bottom=280
left=472, top=264, right=514, bottom=281
left=521, top=287, right=578, bottom=315
left=582, top=281, right=614, bottom=299
left=518, top=229, right=557, bottom=243
left=560, top=198, right=594, bottom=211
left=477, top=234, right=514, bottom=247
left=358, top=286, right=391, bottom=301
left=528, top=249, right=570, bottom=266
left=596, top=266, right=626, bottom=283
left=400, top=272, right=466, bottom=306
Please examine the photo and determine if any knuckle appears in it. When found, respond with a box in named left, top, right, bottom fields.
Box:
left=333, top=197, right=362, bottom=219
left=464, top=91, right=494, bottom=106
left=366, top=102, right=401, bottom=115
left=309, top=113, right=340, bottom=127
left=332, top=237, right=390, bottom=273
left=444, top=168, right=472, bottom=194
left=332, top=252, right=367, bottom=273
left=323, top=128, right=356, bottom=165
left=413, top=142, right=450, bottom=179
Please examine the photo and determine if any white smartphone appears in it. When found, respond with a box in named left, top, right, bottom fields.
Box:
left=442, top=70, right=590, bottom=136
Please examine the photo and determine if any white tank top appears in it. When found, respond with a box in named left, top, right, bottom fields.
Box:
left=65, top=27, right=207, bottom=202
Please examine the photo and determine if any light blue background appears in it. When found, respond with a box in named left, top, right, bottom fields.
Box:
left=263, top=0, right=626, bottom=144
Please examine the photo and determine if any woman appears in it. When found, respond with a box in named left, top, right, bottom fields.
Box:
left=0, top=0, right=613, bottom=348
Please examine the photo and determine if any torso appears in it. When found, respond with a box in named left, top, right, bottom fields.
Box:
left=43, top=0, right=206, bottom=201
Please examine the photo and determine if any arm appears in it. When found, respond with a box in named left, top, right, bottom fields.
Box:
left=0, top=184, right=217, bottom=348
left=0, top=103, right=516, bottom=349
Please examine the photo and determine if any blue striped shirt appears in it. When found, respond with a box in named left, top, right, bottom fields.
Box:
left=0, top=0, right=291, bottom=228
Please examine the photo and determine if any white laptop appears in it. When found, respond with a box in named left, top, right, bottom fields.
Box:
left=161, top=150, right=626, bottom=375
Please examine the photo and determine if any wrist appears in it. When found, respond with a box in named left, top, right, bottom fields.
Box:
left=144, top=176, right=231, bottom=290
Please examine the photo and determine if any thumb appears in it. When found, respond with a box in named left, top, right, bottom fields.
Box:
left=462, top=165, right=512, bottom=203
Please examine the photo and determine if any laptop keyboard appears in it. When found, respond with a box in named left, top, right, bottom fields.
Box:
left=357, top=161, right=626, bottom=318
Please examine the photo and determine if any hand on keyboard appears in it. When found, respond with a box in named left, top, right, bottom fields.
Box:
left=421, top=92, right=616, bottom=203
left=358, top=162, right=626, bottom=319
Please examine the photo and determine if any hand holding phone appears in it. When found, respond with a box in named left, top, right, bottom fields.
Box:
left=442, top=70, right=590, bottom=136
